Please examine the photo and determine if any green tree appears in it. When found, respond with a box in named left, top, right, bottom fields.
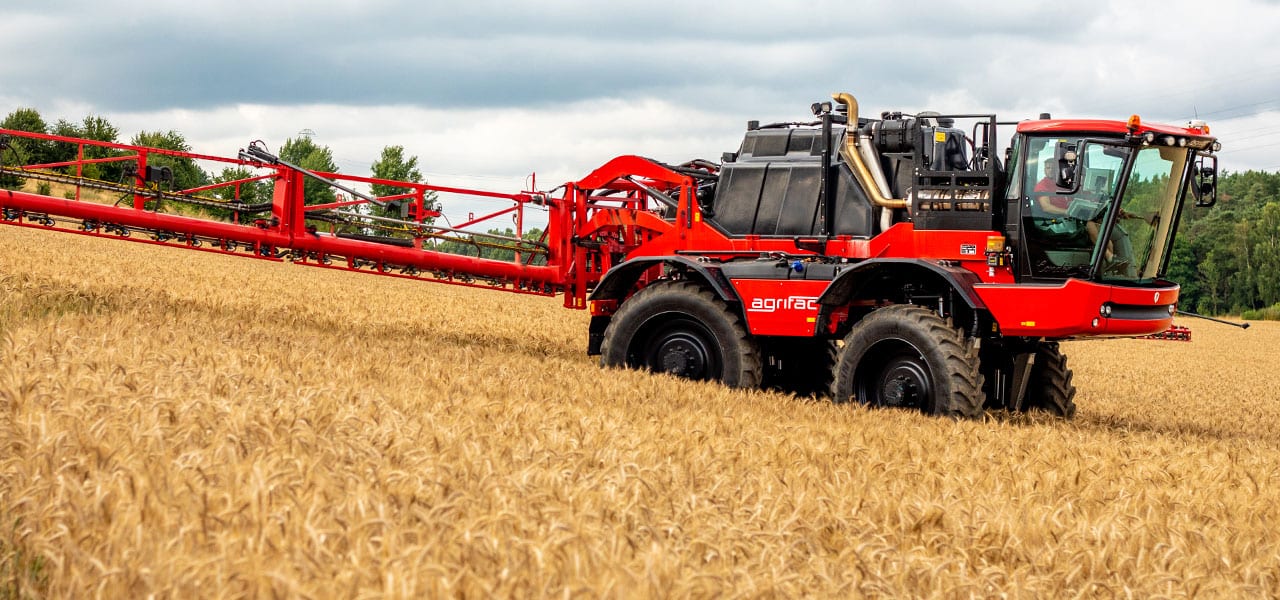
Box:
left=1226, top=219, right=1257, bottom=312
left=278, top=136, right=337, bottom=206
left=209, top=166, right=272, bottom=203
left=1254, top=202, right=1280, bottom=307
left=1165, top=236, right=1200, bottom=308
left=205, top=166, right=273, bottom=222
left=370, top=145, right=422, bottom=196
left=1197, top=249, right=1225, bottom=315
left=369, top=145, right=438, bottom=229
left=50, top=115, right=122, bottom=182
left=1164, top=169, right=1280, bottom=316
left=0, top=107, right=51, bottom=189
left=435, top=227, right=547, bottom=264
left=131, top=130, right=208, bottom=192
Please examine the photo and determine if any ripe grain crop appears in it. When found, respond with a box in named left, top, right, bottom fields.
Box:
left=2, top=225, right=1279, bottom=598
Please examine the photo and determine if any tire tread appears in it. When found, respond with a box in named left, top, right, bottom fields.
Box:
left=599, top=280, right=762, bottom=388
left=1023, top=342, right=1078, bottom=418
left=830, top=304, right=985, bottom=418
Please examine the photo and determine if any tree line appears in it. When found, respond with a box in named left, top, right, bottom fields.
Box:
left=0, top=108, right=433, bottom=226
left=1169, top=169, right=1280, bottom=319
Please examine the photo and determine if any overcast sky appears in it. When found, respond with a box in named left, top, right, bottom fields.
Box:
left=2, top=0, right=1278, bottom=224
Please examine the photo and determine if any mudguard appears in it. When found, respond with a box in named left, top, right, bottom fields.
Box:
left=586, top=257, right=742, bottom=355
left=588, top=256, right=741, bottom=304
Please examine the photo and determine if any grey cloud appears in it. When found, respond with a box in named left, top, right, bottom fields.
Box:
left=3, top=0, right=1279, bottom=166
left=1, top=0, right=1108, bottom=113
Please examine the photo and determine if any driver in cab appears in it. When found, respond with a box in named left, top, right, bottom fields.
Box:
left=1033, top=158, right=1112, bottom=260
left=1034, top=158, right=1071, bottom=213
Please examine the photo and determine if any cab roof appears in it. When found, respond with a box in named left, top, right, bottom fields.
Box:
left=1016, top=118, right=1216, bottom=140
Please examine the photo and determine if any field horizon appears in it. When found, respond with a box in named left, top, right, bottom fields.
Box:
left=2, top=224, right=1278, bottom=597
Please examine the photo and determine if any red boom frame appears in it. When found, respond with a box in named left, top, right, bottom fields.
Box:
left=0, top=129, right=697, bottom=309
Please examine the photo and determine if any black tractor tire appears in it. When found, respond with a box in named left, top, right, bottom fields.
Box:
left=1021, top=342, right=1078, bottom=418
left=761, top=338, right=838, bottom=397
left=830, top=305, right=985, bottom=418
left=599, top=280, right=762, bottom=388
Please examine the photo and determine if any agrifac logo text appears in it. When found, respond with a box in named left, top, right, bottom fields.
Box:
left=747, top=296, right=819, bottom=313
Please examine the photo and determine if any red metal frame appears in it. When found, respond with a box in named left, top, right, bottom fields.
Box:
left=0, top=129, right=702, bottom=308
left=1144, top=325, right=1192, bottom=341
left=974, top=279, right=1178, bottom=338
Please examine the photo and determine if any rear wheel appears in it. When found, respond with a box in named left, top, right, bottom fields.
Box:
left=1021, top=342, right=1078, bottom=418
left=599, top=280, right=762, bottom=388
left=830, top=305, right=984, bottom=418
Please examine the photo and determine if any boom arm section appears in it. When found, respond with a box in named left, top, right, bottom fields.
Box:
left=0, top=129, right=689, bottom=308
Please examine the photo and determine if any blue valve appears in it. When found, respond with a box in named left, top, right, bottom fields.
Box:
left=790, top=260, right=805, bottom=273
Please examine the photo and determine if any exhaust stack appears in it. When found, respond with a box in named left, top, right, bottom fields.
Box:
left=832, top=92, right=909, bottom=211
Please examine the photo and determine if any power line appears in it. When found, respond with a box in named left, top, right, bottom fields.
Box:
left=1090, top=62, right=1280, bottom=122
left=1146, top=64, right=1280, bottom=107
left=1228, top=139, right=1280, bottom=151
left=1182, top=99, right=1280, bottom=123
left=331, top=153, right=533, bottom=185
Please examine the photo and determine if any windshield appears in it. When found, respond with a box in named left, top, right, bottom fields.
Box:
left=1097, top=145, right=1189, bottom=283
left=1019, top=136, right=1128, bottom=279
left=1016, top=135, right=1192, bottom=284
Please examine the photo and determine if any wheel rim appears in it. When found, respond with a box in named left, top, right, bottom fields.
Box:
left=855, top=340, right=934, bottom=410
left=636, top=316, right=722, bottom=380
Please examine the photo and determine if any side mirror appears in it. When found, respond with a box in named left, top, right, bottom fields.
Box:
left=1193, top=154, right=1218, bottom=208
left=1055, top=148, right=1078, bottom=191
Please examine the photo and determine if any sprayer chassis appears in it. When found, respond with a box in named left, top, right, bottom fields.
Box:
left=0, top=93, right=1219, bottom=417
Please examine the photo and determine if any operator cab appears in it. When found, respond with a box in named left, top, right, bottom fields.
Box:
left=1006, top=118, right=1219, bottom=285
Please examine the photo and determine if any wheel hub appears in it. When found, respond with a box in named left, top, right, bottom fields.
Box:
left=656, top=334, right=709, bottom=378
left=877, top=358, right=931, bottom=408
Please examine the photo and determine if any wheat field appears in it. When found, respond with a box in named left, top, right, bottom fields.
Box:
left=1, top=224, right=1278, bottom=598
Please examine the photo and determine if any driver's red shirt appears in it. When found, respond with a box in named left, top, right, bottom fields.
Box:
left=1035, top=177, right=1070, bottom=210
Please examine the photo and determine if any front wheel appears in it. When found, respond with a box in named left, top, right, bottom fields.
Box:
left=1020, top=342, right=1078, bottom=418
left=599, top=281, right=762, bottom=388
left=830, top=305, right=985, bottom=418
